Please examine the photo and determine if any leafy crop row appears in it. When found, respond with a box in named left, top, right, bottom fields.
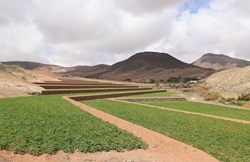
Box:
left=83, top=99, right=250, bottom=162
left=140, top=101, right=250, bottom=121
left=0, top=95, right=147, bottom=155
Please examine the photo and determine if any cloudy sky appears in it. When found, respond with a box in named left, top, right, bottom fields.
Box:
left=0, top=0, right=250, bottom=66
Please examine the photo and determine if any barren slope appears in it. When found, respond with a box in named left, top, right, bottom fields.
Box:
left=1, top=61, right=110, bottom=78
left=205, top=66, right=250, bottom=94
left=0, top=64, right=58, bottom=97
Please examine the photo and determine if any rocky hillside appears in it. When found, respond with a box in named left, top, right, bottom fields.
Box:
left=205, top=66, right=250, bottom=94
left=0, top=64, right=58, bottom=97
left=192, top=53, right=250, bottom=70
left=91, top=52, right=214, bottom=82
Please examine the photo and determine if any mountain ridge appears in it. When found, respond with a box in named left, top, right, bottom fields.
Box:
left=90, top=51, right=214, bottom=81
left=192, top=53, right=250, bottom=70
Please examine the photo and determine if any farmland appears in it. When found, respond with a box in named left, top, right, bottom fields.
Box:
left=1, top=77, right=250, bottom=162
left=83, top=99, right=250, bottom=162
left=140, top=101, right=250, bottom=121
left=0, top=95, right=147, bottom=155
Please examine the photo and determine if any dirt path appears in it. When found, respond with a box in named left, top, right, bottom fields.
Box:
left=64, top=97, right=218, bottom=162
left=0, top=97, right=218, bottom=162
left=112, top=98, right=250, bottom=124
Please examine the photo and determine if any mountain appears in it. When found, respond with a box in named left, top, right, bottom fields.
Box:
left=1, top=61, right=66, bottom=77
left=2, top=52, right=215, bottom=82
left=61, top=64, right=109, bottom=77
left=91, top=52, right=214, bottom=82
left=192, top=53, right=250, bottom=70
left=205, top=66, right=250, bottom=94
left=1, top=61, right=59, bottom=70
left=1, top=61, right=110, bottom=77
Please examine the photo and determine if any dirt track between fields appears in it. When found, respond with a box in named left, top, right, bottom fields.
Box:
left=112, top=98, right=250, bottom=124
left=0, top=96, right=219, bottom=162
left=64, top=97, right=218, bottom=162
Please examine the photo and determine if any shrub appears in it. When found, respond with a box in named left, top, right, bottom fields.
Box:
left=126, top=78, right=132, bottom=82
left=149, top=79, right=155, bottom=83
left=219, top=97, right=243, bottom=106
left=190, top=84, right=208, bottom=96
left=237, top=93, right=250, bottom=101
left=204, top=92, right=221, bottom=101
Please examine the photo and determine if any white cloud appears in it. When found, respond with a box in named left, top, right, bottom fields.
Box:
left=0, top=23, right=43, bottom=61
left=162, top=0, right=250, bottom=62
left=0, top=0, right=249, bottom=66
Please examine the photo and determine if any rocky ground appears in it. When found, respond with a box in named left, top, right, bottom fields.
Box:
left=205, top=66, right=250, bottom=95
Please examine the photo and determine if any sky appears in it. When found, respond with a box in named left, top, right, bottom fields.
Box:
left=0, top=0, right=250, bottom=66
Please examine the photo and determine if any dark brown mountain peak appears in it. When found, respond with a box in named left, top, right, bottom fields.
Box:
left=90, top=51, right=213, bottom=82
left=109, top=51, right=193, bottom=72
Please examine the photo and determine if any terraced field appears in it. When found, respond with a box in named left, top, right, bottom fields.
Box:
left=2, top=79, right=249, bottom=162
left=0, top=95, right=147, bottom=155
left=0, top=79, right=163, bottom=156
left=83, top=99, right=250, bottom=162
left=140, top=101, right=250, bottom=121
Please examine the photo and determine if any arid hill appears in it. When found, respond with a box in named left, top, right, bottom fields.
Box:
left=61, top=64, right=109, bottom=77
left=91, top=52, right=214, bottom=82
left=192, top=53, right=250, bottom=70
left=1, top=61, right=58, bottom=70
left=0, top=64, right=58, bottom=97
left=205, top=66, right=250, bottom=94
left=1, top=61, right=110, bottom=78
left=1, top=61, right=68, bottom=76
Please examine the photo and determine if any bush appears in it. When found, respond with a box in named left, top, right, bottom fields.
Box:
left=190, top=84, right=208, bottom=96
left=126, top=78, right=132, bottom=82
left=237, top=93, right=250, bottom=101
left=219, top=97, right=243, bottom=106
left=204, top=92, right=221, bottom=101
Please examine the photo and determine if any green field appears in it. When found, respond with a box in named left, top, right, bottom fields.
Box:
left=0, top=95, right=147, bottom=155
left=83, top=99, right=250, bottom=162
left=140, top=101, right=250, bottom=121
left=123, top=91, right=177, bottom=98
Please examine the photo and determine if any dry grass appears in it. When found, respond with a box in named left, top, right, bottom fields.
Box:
left=190, top=84, right=209, bottom=97
left=243, top=102, right=250, bottom=109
